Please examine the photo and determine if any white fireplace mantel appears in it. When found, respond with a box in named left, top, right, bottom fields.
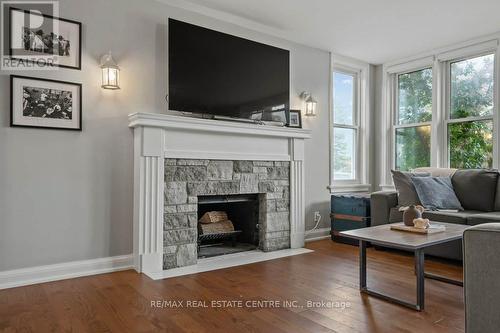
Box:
left=129, top=112, right=311, bottom=273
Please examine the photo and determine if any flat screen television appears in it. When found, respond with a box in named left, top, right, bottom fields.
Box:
left=168, top=19, right=290, bottom=124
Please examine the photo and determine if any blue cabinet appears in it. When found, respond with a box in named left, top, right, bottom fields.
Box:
left=331, top=193, right=371, bottom=245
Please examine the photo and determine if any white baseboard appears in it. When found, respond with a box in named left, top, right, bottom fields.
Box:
left=305, top=227, right=331, bottom=242
left=0, top=254, right=134, bottom=290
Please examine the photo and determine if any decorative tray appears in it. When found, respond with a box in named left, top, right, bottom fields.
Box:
left=390, top=223, right=446, bottom=234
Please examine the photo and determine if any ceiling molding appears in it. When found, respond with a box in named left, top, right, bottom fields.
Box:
left=153, top=0, right=356, bottom=59
left=156, top=0, right=287, bottom=36
left=153, top=0, right=500, bottom=65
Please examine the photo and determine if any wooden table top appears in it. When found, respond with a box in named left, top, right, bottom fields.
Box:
left=340, top=222, right=469, bottom=250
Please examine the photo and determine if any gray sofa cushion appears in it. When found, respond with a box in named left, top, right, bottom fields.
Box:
left=411, top=176, right=463, bottom=210
left=424, top=210, right=483, bottom=225
left=389, top=207, right=481, bottom=225
left=425, top=239, right=463, bottom=261
left=463, top=224, right=500, bottom=332
left=452, top=169, right=499, bottom=212
left=389, top=207, right=403, bottom=223
left=467, top=212, right=500, bottom=226
left=495, top=177, right=500, bottom=211
left=371, top=191, right=398, bottom=226
left=391, top=170, right=430, bottom=207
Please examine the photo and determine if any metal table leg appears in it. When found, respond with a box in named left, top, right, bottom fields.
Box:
left=413, top=252, right=463, bottom=287
left=424, top=272, right=463, bottom=286
left=415, top=249, right=425, bottom=310
left=359, top=241, right=425, bottom=311
left=360, top=240, right=367, bottom=289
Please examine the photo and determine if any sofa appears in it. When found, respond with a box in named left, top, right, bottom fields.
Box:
left=464, top=223, right=500, bottom=332
left=371, top=168, right=500, bottom=260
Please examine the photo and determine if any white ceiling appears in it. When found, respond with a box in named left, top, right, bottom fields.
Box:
left=170, top=0, right=500, bottom=64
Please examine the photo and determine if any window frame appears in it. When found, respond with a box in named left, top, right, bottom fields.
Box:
left=393, top=67, right=434, bottom=171
left=329, top=54, right=371, bottom=193
left=380, top=39, right=499, bottom=190
left=443, top=52, right=496, bottom=168
left=332, top=69, right=359, bottom=182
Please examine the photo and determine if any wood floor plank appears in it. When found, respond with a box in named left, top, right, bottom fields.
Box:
left=0, top=240, right=465, bottom=333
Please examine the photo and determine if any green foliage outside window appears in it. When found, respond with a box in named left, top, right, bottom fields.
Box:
left=396, top=126, right=431, bottom=171
left=396, top=54, right=494, bottom=171
left=398, top=68, right=433, bottom=125
left=449, top=55, right=494, bottom=169
left=396, top=69, right=432, bottom=171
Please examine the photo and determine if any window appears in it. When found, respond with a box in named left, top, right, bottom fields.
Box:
left=330, top=56, right=370, bottom=192
left=333, top=71, right=357, bottom=180
left=382, top=41, right=499, bottom=189
left=383, top=43, right=498, bottom=189
left=447, top=54, right=494, bottom=169
left=394, top=68, right=433, bottom=171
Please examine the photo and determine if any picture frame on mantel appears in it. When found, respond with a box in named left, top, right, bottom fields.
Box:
left=10, top=75, right=82, bottom=131
left=9, top=7, right=82, bottom=70
left=288, top=109, right=302, bottom=128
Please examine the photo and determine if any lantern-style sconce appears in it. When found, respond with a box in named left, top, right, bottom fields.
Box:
left=100, top=52, right=120, bottom=90
left=300, top=91, right=317, bottom=116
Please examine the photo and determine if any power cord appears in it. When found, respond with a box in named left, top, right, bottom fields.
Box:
left=306, top=213, right=322, bottom=234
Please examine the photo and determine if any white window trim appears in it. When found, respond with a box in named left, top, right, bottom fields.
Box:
left=329, top=53, right=371, bottom=193
left=380, top=37, right=500, bottom=190
left=441, top=52, right=497, bottom=168
left=393, top=65, right=434, bottom=171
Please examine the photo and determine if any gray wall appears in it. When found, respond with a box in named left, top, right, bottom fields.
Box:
left=0, top=0, right=334, bottom=271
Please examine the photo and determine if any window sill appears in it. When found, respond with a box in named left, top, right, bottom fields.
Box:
left=328, top=183, right=372, bottom=193
left=379, top=184, right=396, bottom=191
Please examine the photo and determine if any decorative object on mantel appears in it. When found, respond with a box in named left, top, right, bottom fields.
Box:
left=288, top=109, right=302, bottom=128
left=100, top=52, right=120, bottom=89
left=300, top=91, right=317, bottom=117
left=402, top=205, right=424, bottom=226
left=10, top=75, right=82, bottom=131
left=9, top=7, right=82, bottom=70
left=390, top=222, right=446, bottom=234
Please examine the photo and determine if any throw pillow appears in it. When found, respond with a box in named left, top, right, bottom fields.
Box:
left=391, top=170, right=430, bottom=207
left=411, top=176, right=463, bottom=211
left=452, top=169, right=499, bottom=212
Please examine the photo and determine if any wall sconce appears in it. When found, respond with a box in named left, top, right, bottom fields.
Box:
left=300, top=91, right=317, bottom=117
left=100, top=52, right=120, bottom=90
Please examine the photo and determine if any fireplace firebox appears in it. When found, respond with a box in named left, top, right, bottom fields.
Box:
left=197, top=194, right=260, bottom=258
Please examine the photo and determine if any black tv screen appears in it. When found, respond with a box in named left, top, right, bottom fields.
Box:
left=168, top=19, right=290, bottom=123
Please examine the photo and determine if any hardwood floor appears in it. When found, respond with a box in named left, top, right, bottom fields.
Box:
left=0, top=240, right=464, bottom=333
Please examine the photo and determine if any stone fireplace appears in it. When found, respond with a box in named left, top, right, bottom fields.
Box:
left=163, top=159, right=290, bottom=269
left=129, top=113, right=311, bottom=274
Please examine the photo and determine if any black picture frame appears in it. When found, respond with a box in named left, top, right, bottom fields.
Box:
left=288, top=109, right=302, bottom=128
left=9, top=7, right=82, bottom=70
left=10, top=75, right=82, bottom=131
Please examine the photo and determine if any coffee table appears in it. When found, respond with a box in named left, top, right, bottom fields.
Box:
left=340, top=222, right=468, bottom=311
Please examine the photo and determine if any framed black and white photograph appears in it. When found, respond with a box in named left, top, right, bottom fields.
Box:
left=11, top=75, right=82, bottom=131
left=9, top=7, right=82, bottom=70
left=288, top=109, right=302, bottom=128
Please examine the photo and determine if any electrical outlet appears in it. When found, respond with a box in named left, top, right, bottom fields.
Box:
left=314, top=211, right=321, bottom=222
